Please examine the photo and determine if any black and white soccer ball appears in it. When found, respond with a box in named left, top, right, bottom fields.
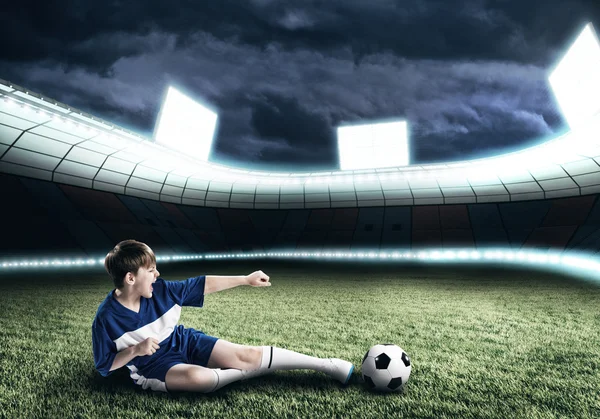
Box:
left=361, top=344, right=411, bottom=392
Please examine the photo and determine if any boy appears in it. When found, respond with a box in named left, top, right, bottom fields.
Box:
left=92, top=239, right=354, bottom=393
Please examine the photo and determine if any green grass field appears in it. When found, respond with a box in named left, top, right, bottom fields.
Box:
left=0, top=260, right=599, bottom=418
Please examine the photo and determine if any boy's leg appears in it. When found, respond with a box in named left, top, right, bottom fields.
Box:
left=166, top=341, right=354, bottom=393
left=207, top=340, right=354, bottom=384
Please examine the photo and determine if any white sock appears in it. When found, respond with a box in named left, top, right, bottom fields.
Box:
left=202, top=368, right=245, bottom=393
left=243, top=346, right=328, bottom=378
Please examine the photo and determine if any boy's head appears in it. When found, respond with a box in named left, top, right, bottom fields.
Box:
left=104, top=240, right=157, bottom=289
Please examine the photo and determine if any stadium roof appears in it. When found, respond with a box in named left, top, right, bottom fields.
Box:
left=1, top=78, right=598, bottom=208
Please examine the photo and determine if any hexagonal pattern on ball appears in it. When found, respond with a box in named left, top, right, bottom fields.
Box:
left=362, top=344, right=412, bottom=392
left=401, top=351, right=411, bottom=367
left=387, top=358, right=411, bottom=385
left=374, top=352, right=391, bottom=369
left=380, top=344, right=405, bottom=361
left=367, top=344, right=388, bottom=358
left=387, top=376, right=403, bottom=391
left=366, top=367, right=392, bottom=390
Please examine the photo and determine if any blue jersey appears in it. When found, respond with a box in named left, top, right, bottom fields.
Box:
left=92, top=276, right=206, bottom=378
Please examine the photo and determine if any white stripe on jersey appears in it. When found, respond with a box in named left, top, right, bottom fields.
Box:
left=114, top=304, right=182, bottom=351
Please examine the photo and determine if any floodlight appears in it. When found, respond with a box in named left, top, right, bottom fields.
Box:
left=549, top=23, right=600, bottom=129
left=337, top=120, right=408, bottom=170
left=154, top=86, right=218, bottom=162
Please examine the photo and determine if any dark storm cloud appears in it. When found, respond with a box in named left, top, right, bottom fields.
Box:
left=0, top=1, right=596, bottom=169
left=239, top=0, right=599, bottom=65
left=236, top=92, right=336, bottom=170
left=413, top=107, right=565, bottom=163
left=3, top=1, right=598, bottom=69
left=250, top=93, right=333, bottom=148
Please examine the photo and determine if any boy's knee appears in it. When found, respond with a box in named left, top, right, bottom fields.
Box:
left=167, top=365, right=217, bottom=392
left=238, top=346, right=262, bottom=369
left=188, top=368, right=216, bottom=390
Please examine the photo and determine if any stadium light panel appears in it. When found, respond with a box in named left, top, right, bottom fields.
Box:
left=337, top=120, right=408, bottom=170
left=153, top=86, right=218, bottom=162
left=549, top=23, right=600, bottom=129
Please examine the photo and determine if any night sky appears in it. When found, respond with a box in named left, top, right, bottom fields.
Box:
left=1, top=1, right=599, bottom=171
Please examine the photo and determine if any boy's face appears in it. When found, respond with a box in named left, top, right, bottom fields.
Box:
left=132, top=264, right=160, bottom=298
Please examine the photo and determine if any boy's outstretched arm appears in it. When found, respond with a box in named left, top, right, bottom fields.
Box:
left=204, top=270, right=271, bottom=294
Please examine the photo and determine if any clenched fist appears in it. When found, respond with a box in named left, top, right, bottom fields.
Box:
left=245, top=270, right=271, bottom=287
left=136, top=337, right=160, bottom=357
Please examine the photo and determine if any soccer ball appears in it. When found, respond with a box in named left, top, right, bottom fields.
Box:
left=361, top=344, right=411, bottom=392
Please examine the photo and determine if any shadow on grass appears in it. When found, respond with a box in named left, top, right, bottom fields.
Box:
left=80, top=367, right=363, bottom=399
left=87, top=368, right=140, bottom=394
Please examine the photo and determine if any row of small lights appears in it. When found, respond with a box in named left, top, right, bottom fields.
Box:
left=2, top=92, right=539, bottom=186
left=2, top=92, right=139, bottom=141
left=201, top=250, right=568, bottom=265
left=0, top=255, right=204, bottom=268
left=1, top=250, right=599, bottom=279
left=215, top=162, right=531, bottom=185
left=208, top=172, right=453, bottom=186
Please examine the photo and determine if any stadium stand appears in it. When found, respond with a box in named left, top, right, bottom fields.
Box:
left=1, top=172, right=598, bottom=257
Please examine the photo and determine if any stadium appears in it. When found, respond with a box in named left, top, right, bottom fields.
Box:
left=1, top=22, right=599, bottom=419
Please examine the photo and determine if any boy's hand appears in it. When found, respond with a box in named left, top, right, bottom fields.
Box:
left=245, top=270, right=271, bottom=287
left=135, top=337, right=160, bottom=357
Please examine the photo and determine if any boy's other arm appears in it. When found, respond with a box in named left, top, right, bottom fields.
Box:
left=110, top=337, right=160, bottom=371
left=204, top=271, right=271, bottom=294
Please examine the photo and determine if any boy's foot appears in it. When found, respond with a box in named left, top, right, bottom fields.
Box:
left=325, top=359, right=354, bottom=385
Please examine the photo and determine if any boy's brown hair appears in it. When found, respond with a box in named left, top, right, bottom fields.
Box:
left=104, top=240, right=157, bottom=289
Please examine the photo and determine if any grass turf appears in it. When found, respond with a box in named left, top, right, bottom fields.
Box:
left=0, top=260, right=599, bottom=418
